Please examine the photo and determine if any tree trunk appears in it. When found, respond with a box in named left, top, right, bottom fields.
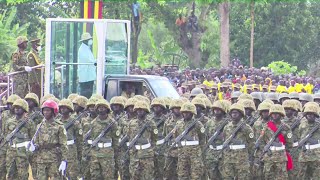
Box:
left=131, top=25, right=141, bottom=64
left=219, top=2, right=230, bottom=67
left=250, top=1, right=255, bottom=68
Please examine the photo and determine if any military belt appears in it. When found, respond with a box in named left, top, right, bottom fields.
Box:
left=156, top=138, right=165, bottom=145
left=229, top=144, right=246, bottom=150
left=293, top=142, right=299, bottom=147
left=269, top=145, right=285, bottom=151
left=135, top=143, right=151, bottom=150
left=11, top=141, right=30, bottom=148
left=180, top=140, right=199, bottom=146
left=305, top=143, right=320, bottom=150
left=67, top=140, right=75, bottom=145
left=209, top=145, right=223, bottom=150
left=87, top=140, right=112, bottom=148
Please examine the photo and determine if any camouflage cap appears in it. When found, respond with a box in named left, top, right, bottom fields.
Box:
left=25, top=93, right=39, bottom=106
left=7, top=94, right=21, bottom=104
left=191, top=98, right=206, bottom=109
left=190, top=87, right=204, bottom=97
left=266, top=92, right=279, bottom=101
left=40, top=94, right=55, bottom=105
left=180, top=102, right=197, bottom=115
left=72, top=96, right=88, bottom=109
left=269, top=104, right=285, bottom=116
left=133, top=95, right=150, bottom=105
left=125, top=98, right=137, bottom=109
left=238, top=99, right=256, bottom=111
left=279, top=93, right=290, bottom=100
left=304, top=102, right=319, bottom=109
left=231, top=91, right=242, bottom=99
left=95, top=99, right=111, bottom=111
left=291, top=99, right=302, bottom=112
left=196, top=94, right=208, bottom=99
left=234, top=83, right=241, bottom=89
left=212, top=100, right=227, bottom=113
left=282, top=100, right=298, bottom=111
left=229, top=103, right=245, bottom=116
left=258, top=102, right=272, bottom=111
left=13, top=99, right=29, bottom=112
left=221, top=100, right=232, bottom=113
left=250, top=92, right=262, bottom=102
left=110, top=96, right=126, bottom=107
left=262, top=85, right=268, bottom=90
left=246, top=85, right=253, bottom=90
left=303, top=104, right=319, bottom=117
left=86, top=97, right=99, bottom=107
left=180, top=97, right=189, bottom=103
left=203, top=98, right=212, bottom=109
left=90, top=94, right=104, bottom=100
left=289, top=92, right=300, bottom=99
left=151, top=98, right=166, bottom=109
left=169, top=99, right=185, bottom=109
left=221, top=82, right=230, bottom=88
left=238, top=93, right=254, bottom=101
left=299, top=93, right=314, bottom=102
left=314, top=93, right=320, bottom=100
left=59, top=99, right=74, bottom=111
left=133, top=100, right=150, bottom=113
left=262, top=99, right=274, bottom=105
left=16, top=36, right=28, bottom=45
left=269, top=86, right=277, bottom=91
left=67, top=93, right=79, bottom=102
left=162, top=97, right=172, bottom=108
left=211, top=84, right=218, bottom=89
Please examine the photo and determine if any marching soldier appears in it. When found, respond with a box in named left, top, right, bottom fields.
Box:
left=174, top=102, right=205, bottom=179
left=297, top=103, right=320, bottom=178
left=204, top=100, right=228, bottom=179
left=221, top=103, right=254, bottom=179
left=12, top=36, right=31, bottom=98
left=127, top=101, right=157, bottom=180
left=58, top=99, right=82, bottom=180
left=25, top=93, right=43, bottom=125
left=27, top=38, right=43, bottom=98
left=86, top=99, right=120, bottom=179
left=163, top=98, right=185, bottom=180
left=191, top=97, right=209, bottom=125
left=5, top=99, right=35, bottom=180
left=31, top=99, right=68, bottom=179
left=260, top=104, right=293, bottom=180
left=72, top=95, right=88, bottom=121
left=238, top=99, right=258, bottom=125
left=150, top=98, right=167, bottom=180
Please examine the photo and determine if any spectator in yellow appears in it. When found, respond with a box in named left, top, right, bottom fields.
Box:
left=202, top=75, right=214, bottom=88
left=243, top=79, right=252, bottom=94
left=304, top=78, right=314, bottom=94
left=276, top=80, right=287, bottom=93
left=288, top=80, right=296, bottom=93
left=295, top=78, right=305, bottom=93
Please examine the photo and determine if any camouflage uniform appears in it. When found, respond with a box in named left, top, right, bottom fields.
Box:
left=5, top=99, right=35, bottom=180
left=297, top=104, right=320, bottom=179
left=11, top=36, right=29, bottom=98
left=282, top=100, right=300, bottom=180
left=87, top=99, right=119, bottom=180
left=27, top=47, right=42, bottom=98
left=33, top=109, right=68, bottom=180
left=260, top=105, right=292, bottom=180
left=204, top=100, right=228, bottom=180
left=127, top=101, right=157, bottom=180
left=221, top=103, right=254, bottom=179
left=174, top=102, right=205, bottom=180
left=163, top=99, right=185, bottom=180
left=58, top=99, right=83, bottom=180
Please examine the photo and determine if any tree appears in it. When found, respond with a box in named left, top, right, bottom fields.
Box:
left=249, top=0, right=254, bottom=68
left=219, top=1, right=230, bottom=67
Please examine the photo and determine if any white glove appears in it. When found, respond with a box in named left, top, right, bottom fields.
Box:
left=24, top=66, right=32, bottom=72
left=58, top=160, right=67, bottom=176
left=28, top=141, right=36, bottom=152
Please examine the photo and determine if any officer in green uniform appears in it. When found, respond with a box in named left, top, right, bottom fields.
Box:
left=5, top=99, right=35, bottom=180
left=25, top=93, right=43, bottom=125
left=11, top=36, right=31, bottom=98
left=27, top=38, right=42, bottom=98
left=191, top=97, right=209, bottom=125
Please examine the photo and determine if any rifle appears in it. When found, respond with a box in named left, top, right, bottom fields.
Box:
left=27, top=119, right=46, bottom=150
left=203, top=118, right=229, bottom=153
left=296, top=121, right=320, bottom=150
left=290, top=115, right=304, bottom=131
left=248, top=115, right=261, bottom=127
left=64, top=111, right=88, bottom=131
left=124, top=123, right=149, bottom=154
left=168, top=114, right=204, bottom=151
left=0, top=111, right=40, bottom=148
left=259, top=123, right=285, bottom=159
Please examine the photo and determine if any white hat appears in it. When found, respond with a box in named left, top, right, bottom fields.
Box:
left=80, top=32, right=92, bottom=42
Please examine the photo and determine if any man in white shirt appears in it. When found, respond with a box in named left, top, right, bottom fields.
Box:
left=78, top=32, right=96, bottom=98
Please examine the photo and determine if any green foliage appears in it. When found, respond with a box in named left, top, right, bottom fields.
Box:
left=267, top=60, right=305, bottom=76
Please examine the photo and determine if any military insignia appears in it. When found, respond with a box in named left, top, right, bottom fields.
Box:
left=249, top=132, right=254, bottom=139
left=8, top=124, right=16, bottom=131
left=287, top=133, right=292, bottom=139
left=79, top=129, right=83, bottom=135
left=200, top=127, right=205, bottom=133
left=154, top=129, right=158, bottom=135
left=116, top=130, right=121, bottom=136
left=43, top=134, right=49, bottom=141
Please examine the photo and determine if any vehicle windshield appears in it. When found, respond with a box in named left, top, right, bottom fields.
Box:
left=148, top=79, right=180, bottom=99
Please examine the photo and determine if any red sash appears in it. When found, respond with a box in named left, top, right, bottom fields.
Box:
left=267, top=121, right=293, bottom=171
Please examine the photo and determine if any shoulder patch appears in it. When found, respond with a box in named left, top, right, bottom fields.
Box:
left=79, top=129, right=83, bottom=135
left=116, top=130, right=121, bottom=136
left=249, top=132, right=254, bottom=139
left=200, top=127, right=205, bottom=133
left=154, top=129, right=158, bottom=135
left=287, top=132, right=292, bottom=139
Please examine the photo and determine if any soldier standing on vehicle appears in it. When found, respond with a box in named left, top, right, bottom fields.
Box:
left=30, top=100, right=68, bottom=179
left=163, top=98, right=185, bottom=180
left=5, top=99, right=35, bottom=180
left=58, top=99, right=82, bottom=180
left=127, top=101, right=157, bottom=180
left=27, top=38, right=43, bottom=98
left=260, top=104, right=293, bottom=180
left=12, top=36, right=32, bottom=98
left=221, top=103, right=254, bottom=179
left=297, top=103, right=320, bottom=178
left=86, top=99, right=119, bottom=179
left=174, top=102, right=205, bottom=179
